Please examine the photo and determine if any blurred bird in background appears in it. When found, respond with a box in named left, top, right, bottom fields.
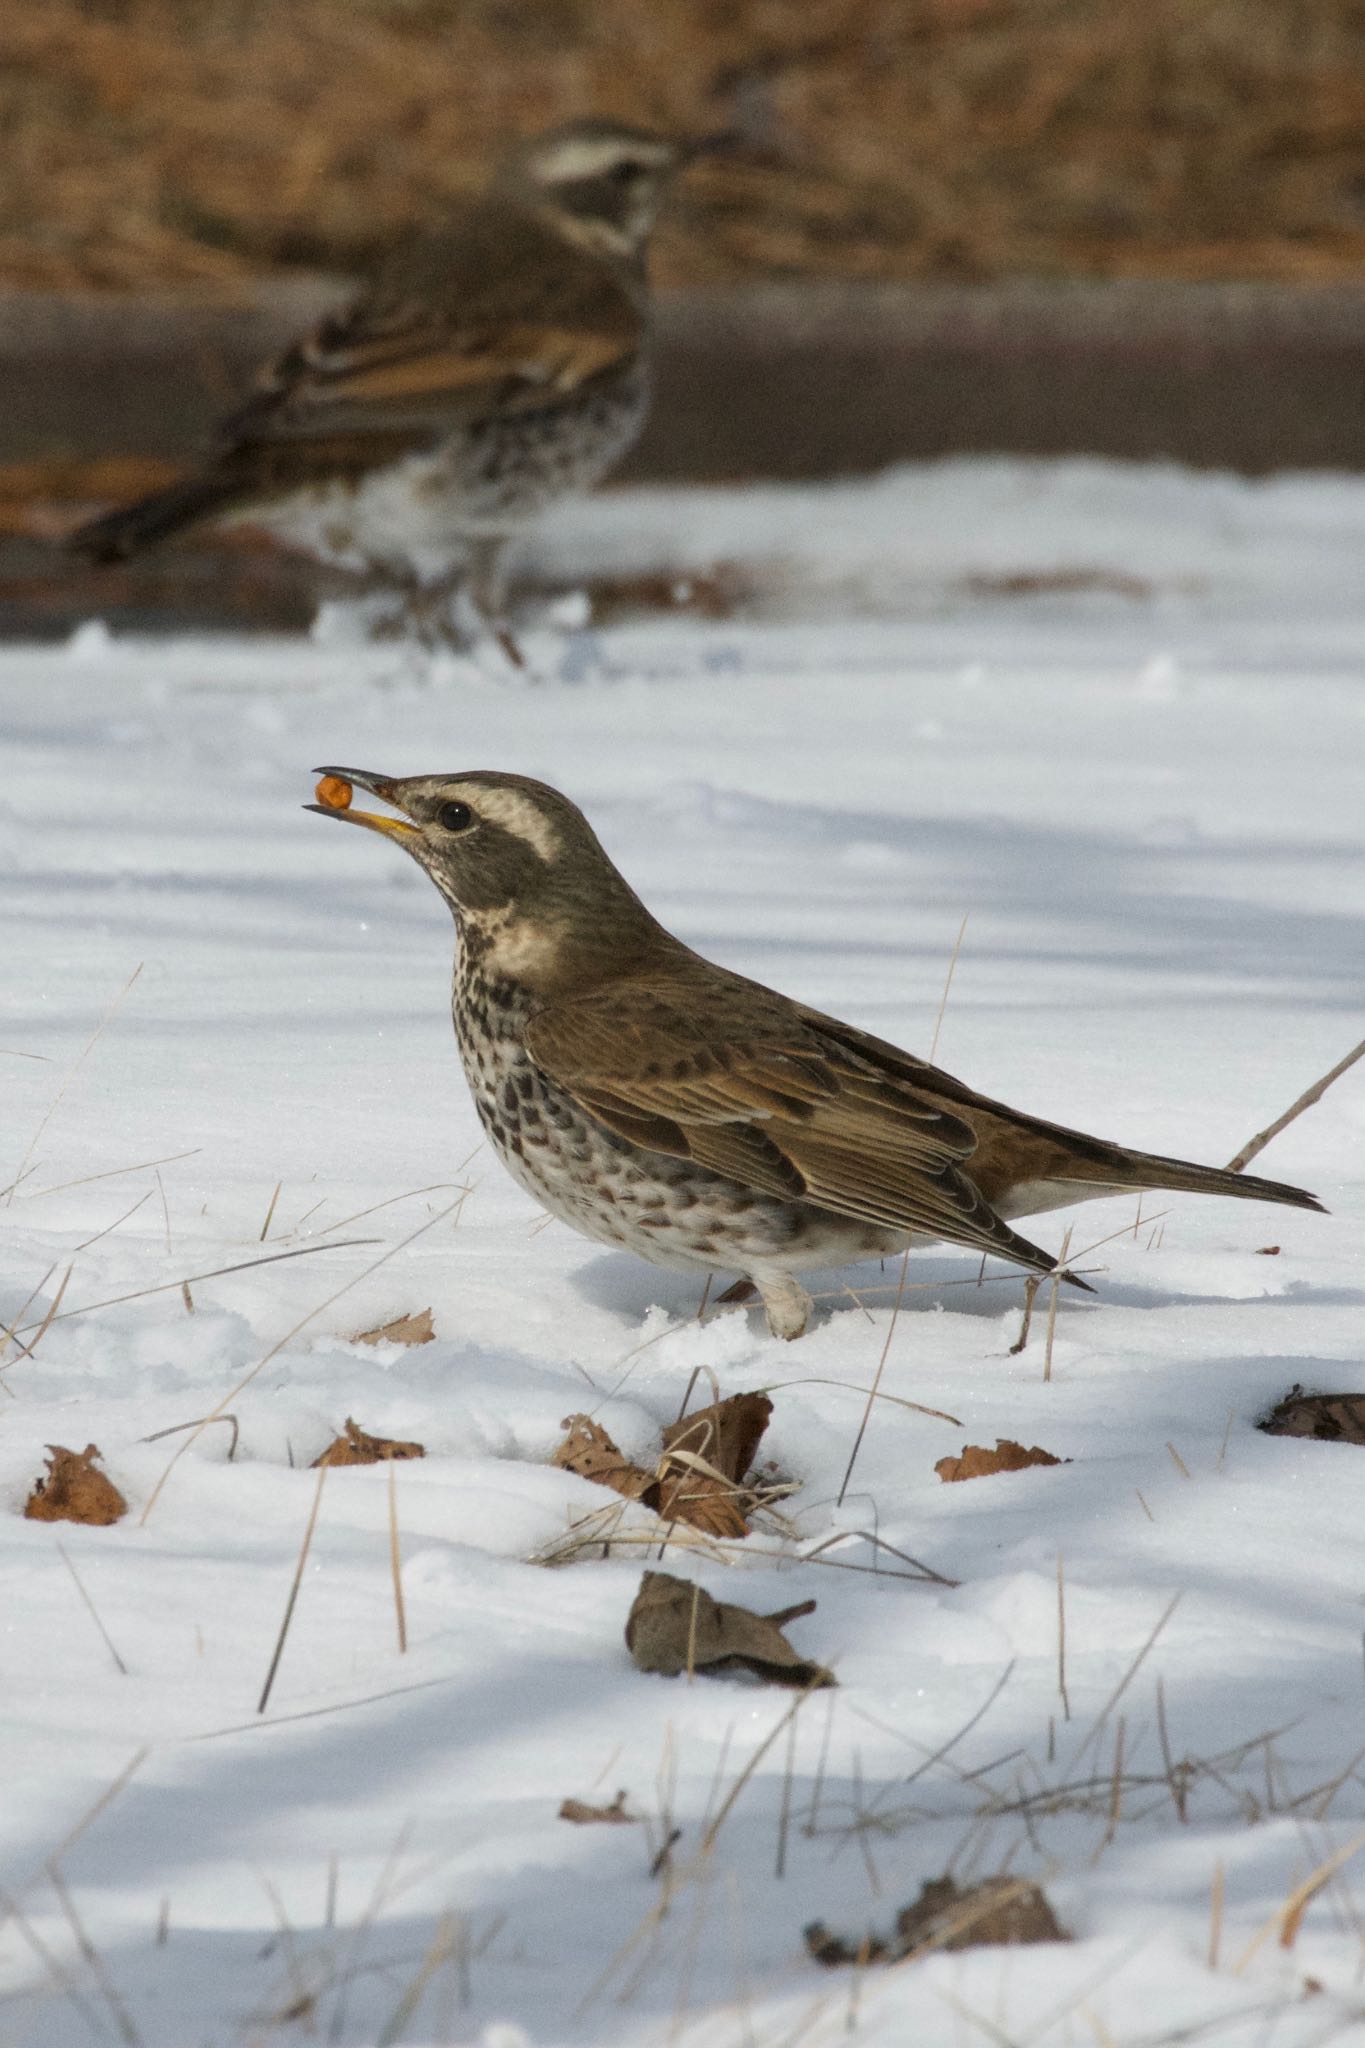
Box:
left=69, top=119, right=715, bottom=660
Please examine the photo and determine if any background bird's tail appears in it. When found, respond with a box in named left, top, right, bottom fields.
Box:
left=68, top=473, right=243, bottom=562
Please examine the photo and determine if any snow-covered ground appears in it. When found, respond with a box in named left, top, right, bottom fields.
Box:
left=3, top=458, right=1365, bottom=2048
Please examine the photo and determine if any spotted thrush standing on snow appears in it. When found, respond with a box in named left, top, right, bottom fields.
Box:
left=309, top=770, right=1324, bottom=1339
left=71, top=122, right=708, bottom=654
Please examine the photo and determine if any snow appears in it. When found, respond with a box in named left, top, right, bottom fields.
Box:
left=3, top=457, right=1365, bottom=2047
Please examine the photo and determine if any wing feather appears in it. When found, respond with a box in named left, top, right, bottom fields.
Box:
left=526, top=980, right=1070, bottom=1277
left=218, top=206, right=642, bottom=454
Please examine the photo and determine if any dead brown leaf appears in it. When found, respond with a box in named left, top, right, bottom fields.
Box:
left=661, top=1392, right=772, bottom=1484
left=24, top=1443, right=126, bottom=1526
left=1259, top=1385, right=1365, bottom=1444
left=625, top=1570, right=834, bottom=1689
left=553, top=1415, right=657, bottom=1503
left=655, top=1391, right=774, bottom=1538
left=553, top=1392, right=774, bottom=1539
left=312, top=1418, right=425, bottom=1467
left=806, top=1875, right=1067, bottom=1967
left=353, top=1307, right=434, bottom=1347
left=558, top=1791, right=637, bottom=1826
left=936, top=1439, right=1064, bottom=1483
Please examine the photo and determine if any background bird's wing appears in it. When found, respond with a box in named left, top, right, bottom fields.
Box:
left=220, top=209, right=642, bottom=449
left=526, top=982, right=1069, bottom=1276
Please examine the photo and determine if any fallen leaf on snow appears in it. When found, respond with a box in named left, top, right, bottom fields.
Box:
left=935, top=1439, right=1063, bottom=1483
left=553, top=1392, right=775, bottom=1538
left=625, top=1570, right=834, bottom=1688
left=656, top=1392, right=773, bottom=1537
left=24, top=1444, right=127, bottom=1525
left=312, top=1418, right=425, bottom=1467
left=558, top=1791, right=637, bottom=1825
left=1259, top=1385, right=1365, bottom=1444
left=806, top=1874, right=1067, bottom=1966
left=553, top=1415, right=657, bottom=1502
left=353, top=1307, right=435, bottom=1347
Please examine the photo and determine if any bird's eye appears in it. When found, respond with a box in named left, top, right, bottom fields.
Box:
left=437, top=801, right=474, bottom=833
left=608, top=159, right=643, bottom=187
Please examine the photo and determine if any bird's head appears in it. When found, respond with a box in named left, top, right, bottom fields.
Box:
left=308, top=768, right=661, bottom=990
left=493, top=118, right=711, bottom=261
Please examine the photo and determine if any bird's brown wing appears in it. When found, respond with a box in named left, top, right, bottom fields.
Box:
left=525, top=983, right=1073, bottom=1279
left=220, top=206, right=642, bottom=451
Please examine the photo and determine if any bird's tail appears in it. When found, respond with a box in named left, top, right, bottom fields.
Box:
left=1071, top=1149, right=1323, bottom=1214
left=68, top=473, right=244, bottom=563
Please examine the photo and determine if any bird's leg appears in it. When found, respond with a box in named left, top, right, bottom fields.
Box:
left=753, top=1272, right=813, bottom=1342
left=465, top=535, right=524, bottom=668
left=404, top=567, right=470, bottom=650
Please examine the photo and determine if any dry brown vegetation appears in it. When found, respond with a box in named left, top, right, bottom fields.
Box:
left=1, top=0, right=1362, bottom=294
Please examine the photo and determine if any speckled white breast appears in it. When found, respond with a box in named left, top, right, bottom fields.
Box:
left=236, top=362, right=651, bottom=584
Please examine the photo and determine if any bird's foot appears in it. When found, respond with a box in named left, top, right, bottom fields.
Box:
left=755, top=1274, right=812, bottom=1342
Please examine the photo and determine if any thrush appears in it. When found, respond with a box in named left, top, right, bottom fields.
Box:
left=70, top=120, right=705, bottom=653
left=309, top=770, right=1324, bottom=1340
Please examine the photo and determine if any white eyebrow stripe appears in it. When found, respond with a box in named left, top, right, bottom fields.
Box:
left=468, top=787, right=561, bottom=864
left=535, top=138, right=660, bottom=182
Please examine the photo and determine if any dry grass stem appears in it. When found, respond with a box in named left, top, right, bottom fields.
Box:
left=1057, top=1556, right=1071, bottom=1723
left=56, top=1542, right=129, bottom=1676
left=141, top=1412, right=239, bottom=1459
left=703, top=1685, right=824, bottom=1858
left=140, top=1201, right=460, bottom=1525
left=836, top=1251, right=910, bottom=1507
left=766, top=1374, right=961, bottom=1429
left=46, top=1860, right=143, bottom=2047
left=775, top=1710, right=798, bottom=1879
left=257, top=1462, right=329, bottom=1715
left=8, top=1237, right=380, bottom=1349
left=1166, top=1442, right=1192, bottom=1480
left=258, top=1179, right=283, bottom=1242
left=1208, top=1858, right=1224, bottom=1969
left=928, top=914, right=969, bottom=1066
left=1233, top=1828, right=1365, bottom=1970
left=1226, top=1034, right=1365, bottom=1173
left=1042, top=1226, right=1073, bottom=1381
left=1075, top=1596, right=1182, bottom=1765
left=387, top=1458, right=407, bottom=1656
left=73, top=1189, right=153, bottom=1254
left=376, top=1914, right=460, bottom=2048
left=0, top=1884, right=107, bottom=2041
left=1156, top=1679, right=1189, bottom=1825
left=0, top=1262, right=57, bottom=1364
left=4, top=964, right=142, bottom=1207
left=26, top=1149, right=202, bottom=1202
left=1091, top=1716, right=1126, bottom=1861
left=6, top=1264, right=74, bottom=1368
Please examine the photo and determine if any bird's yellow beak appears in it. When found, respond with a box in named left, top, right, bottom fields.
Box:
left=305, top=766, right=421, bottom=841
